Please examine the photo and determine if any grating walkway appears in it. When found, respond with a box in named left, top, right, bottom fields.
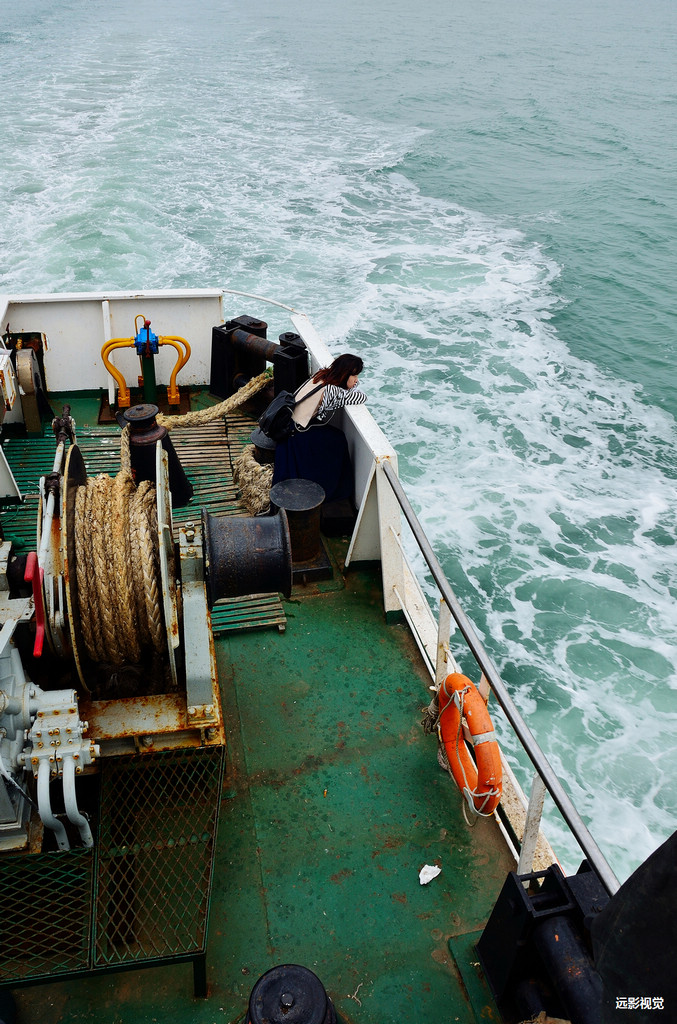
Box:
left=0, top=412, right=285, bottom=634
left=0, top=746, right=225, bottom=985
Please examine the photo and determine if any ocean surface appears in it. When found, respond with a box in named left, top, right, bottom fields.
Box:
left=1, top=0, right=676, bottom=882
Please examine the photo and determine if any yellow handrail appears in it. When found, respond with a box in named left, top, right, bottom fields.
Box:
left=158, top=335, right=191, bottom=406
left=101, top=337, right=134, bottom=408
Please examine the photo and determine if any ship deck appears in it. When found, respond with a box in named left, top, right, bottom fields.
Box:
left=2, top=390, right=514, bottom=1024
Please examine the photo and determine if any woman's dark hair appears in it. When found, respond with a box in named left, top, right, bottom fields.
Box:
left=313, top=353, right=363, bottom=388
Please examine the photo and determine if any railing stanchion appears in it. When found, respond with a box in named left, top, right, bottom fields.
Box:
left=435, top=599, right=452, bottom=690
left=517, top=773, right=548, bottom=878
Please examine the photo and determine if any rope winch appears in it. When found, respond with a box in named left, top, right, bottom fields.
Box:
left=0, top=336, right=292, bottom=865
left=30, top=370, right=291, bottom=699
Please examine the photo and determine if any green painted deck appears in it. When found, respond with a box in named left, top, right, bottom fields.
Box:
left=3, top=393, right=513, bottom=1024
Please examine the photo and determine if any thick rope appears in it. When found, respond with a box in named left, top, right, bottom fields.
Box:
left=72, top=371, right=271, bottom=664
left=120, top=422, right=132, bottom=474
left=233, top=445, right=273, bottom=515
left=73, top=427, right=164, bottom=666
left=156, top=368, right=271, bottom=430
left=422, top=689, right=440, bottom=734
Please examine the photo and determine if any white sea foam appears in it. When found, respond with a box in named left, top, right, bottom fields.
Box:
left=1, top=0, right=675, bottom=880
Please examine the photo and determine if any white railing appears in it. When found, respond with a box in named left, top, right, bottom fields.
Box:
left=372, top=458, right=620, bottom=896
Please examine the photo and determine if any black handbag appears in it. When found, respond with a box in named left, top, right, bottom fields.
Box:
left=258, top=381, right=324, bottom=443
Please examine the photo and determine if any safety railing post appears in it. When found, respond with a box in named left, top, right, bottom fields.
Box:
left=517, top=773, right=548, bottom=877
left=375, top=458, right=405, bottom=618
left=435, top=598, right=452, bottom=690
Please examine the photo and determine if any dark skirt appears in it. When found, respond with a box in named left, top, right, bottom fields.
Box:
left=272, top=425, right=354, bottom=502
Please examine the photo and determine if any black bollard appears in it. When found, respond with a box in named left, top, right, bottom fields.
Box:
left=119, top=404, right=194, bottom=507
left=243, top=964, right=338, bottom=1024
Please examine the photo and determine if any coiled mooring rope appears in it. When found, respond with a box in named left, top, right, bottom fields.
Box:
left=74, top=428, right=163, bottom=666
left=233, top=445, right=273, bottom=515
left=71, top=371, right=272, bottom=666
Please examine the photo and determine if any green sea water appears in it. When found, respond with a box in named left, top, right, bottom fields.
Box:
left=0, top=0, right=676, bottom=881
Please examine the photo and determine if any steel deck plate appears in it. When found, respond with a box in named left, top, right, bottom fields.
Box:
left=10, top=553, right=511, bottom=1023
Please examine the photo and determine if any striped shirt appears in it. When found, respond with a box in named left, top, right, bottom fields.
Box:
left=314, top=384, right=367, bottom=422
left=293, top=379, right=367, bottom=429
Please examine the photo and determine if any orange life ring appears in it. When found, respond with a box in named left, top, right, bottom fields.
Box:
left=437, top=672, right=502, bottom=816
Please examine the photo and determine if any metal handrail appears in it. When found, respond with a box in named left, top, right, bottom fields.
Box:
left=381, top=459, right=620, bottom=896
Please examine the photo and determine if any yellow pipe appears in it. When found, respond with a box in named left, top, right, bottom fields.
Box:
left=101, top=333, right=191, bottom=409
left=158, top=335, right=191, bottom=407
left=161, top=335, right=191, bottom=371
left=101, top=337, right=134, bottom=408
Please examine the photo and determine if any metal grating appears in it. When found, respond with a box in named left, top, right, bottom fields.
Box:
left=0, top=747, right=224, bottom=986
left=0, top=847, right=94, bottom=982
left=1, top=414, right=252, bottom=547
left=94, top=746, right=225, bottom=966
